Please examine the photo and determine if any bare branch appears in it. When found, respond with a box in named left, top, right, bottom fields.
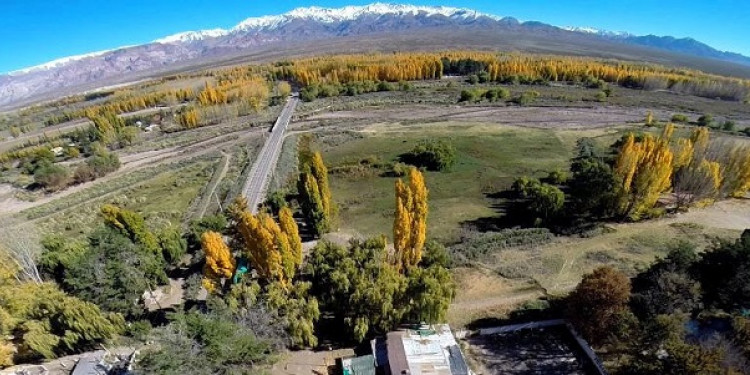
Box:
left=0, top=218, right=43, bottom=284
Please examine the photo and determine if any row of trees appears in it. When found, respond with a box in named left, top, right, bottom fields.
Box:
left=514, top=124, right=750, bottom=229
left=272, top=52, right=749, bottom=101
left=567, top=231, right=750, bottom=374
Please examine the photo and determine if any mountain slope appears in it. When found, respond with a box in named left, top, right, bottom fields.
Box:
left=2, top=3, right=749, bottom=110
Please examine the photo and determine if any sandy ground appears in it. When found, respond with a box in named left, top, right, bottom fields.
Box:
left=270, top=349, right=354, bottom=375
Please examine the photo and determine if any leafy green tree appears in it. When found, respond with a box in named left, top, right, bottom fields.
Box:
left=189, top=214, right=228, bottom=247
left=264, top=190, right=288, bottom=215
left=306, top=238, right=406, bottom=342
left=568, top=155, right=616, bottom=218
left=265, top=281, right=320, bottom=348
left=400, top=140, right=457, bottom=171
left=527, top=183, right=565, bottom=223
left=722, top=120, right=736, bottom=132
left=694, top=232, right=750, bottom=311
left=618, top=314, right=726, bottom=375
left=137, top=310, right=277, bottom=375
left=306, top=237, right=454, bottom=342
left=405, top=265, right=455, bottom=324
left=158, top=226, right=187, bottom=266
left=0, top=281, right=123, bottom=363
left=64, top=226, right=167, bottom=317
left=631, top=240, right=702, bottom=318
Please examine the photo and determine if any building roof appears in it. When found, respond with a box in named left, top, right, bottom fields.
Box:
left=385, top=324, right=470, bottom=375
left=341, top=355, right=376, bottom=375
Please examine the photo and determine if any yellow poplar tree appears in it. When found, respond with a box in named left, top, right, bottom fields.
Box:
left=393, top=167, right=428, bottom=272
left=279, top=206, right=303, bottom=269
left=237, top=211, right=283, bottom=282
left=614, top=133, right=674, bottom=219
left=201, top=231, right=236, bottom=294
left=310, top=152, right=333, bottom=219
left=723, top=145, right=750, bottom=197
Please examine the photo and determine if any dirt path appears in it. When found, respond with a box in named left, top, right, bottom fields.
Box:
left=196, top=152, right=231, bottom=218
left=304, top=104, right=658, bottom=130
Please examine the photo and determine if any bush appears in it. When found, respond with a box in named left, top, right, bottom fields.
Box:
left=513, top=91, right=540, bottom=106
left=467, top=75, right=479, bottom=84
left=459, top=89, right=477, bottom=102
left=34, top=162, right=70, bottom=191
left=399, top=140, right=457, bottom=171
left=87, top=150, right=120, bottom=177
left=377, top=81, right=396, bottom=92
left=697, top=114, right=714, bottom=127
left=595, top=91, right=608, bottom=102
left=546, top=169, right=569, bottom=185
left=300, top=85, right=319, bottom=102
left=723, top=120, right=736, bottom=132
left=485, top=88, right=510, bottom=102
left=671, top=114, right=689, bottom=123
left=511, top=176, right=540, bottom=198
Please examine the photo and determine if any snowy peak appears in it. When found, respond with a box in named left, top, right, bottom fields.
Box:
left=561, top=26, right=630, bottom=38
left=231, top=3, right=500, bottom=31
left=153, top=29, right=229, bottom=44
left=154, top=3, right=502, bottom=43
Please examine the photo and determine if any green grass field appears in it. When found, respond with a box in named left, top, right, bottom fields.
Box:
left=321, top=122, right=623, bottom=240
left=37, top=159, right=215, bottom=238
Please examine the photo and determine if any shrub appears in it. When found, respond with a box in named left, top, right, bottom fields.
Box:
left=459, top=89, right=477, bottom=102
left=671, top=114, right=689, bottom=123
left=697, top=114, right=713, bottom=127
left=485, top=88, right=510, bottom=102
left=595, top=91, right=608, bottom=102
left=399, top=140, right=457, bottom=171
left=511, top=176, right=540, bottom=198
left=467, top=75, right=479, bottom=84
left=34, top=162, right=70, bottom=191
left=449, top=228, right=554, bottom=264
left=73, top=164, right=97, bottom=184
left=514, top=91, right=540, bottom=106
left=723, top=120, right=736, bottom=132
left=546, top=169, right=569, bottom=185
left=87, top=151, right=120, bottom=177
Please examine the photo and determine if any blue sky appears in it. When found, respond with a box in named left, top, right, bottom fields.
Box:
left=1, top=0, right=748, bottom=73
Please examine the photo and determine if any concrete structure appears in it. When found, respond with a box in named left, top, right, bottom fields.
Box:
left=242, top=95, right=298, bottom=214
left=373, top=324, right=471, bottom=375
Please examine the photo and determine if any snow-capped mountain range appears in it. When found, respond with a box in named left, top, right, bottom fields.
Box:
left=2, top=3, right=749, bottom=109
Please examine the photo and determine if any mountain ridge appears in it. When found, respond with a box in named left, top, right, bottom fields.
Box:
left=2, top=3, right=749, bottom=110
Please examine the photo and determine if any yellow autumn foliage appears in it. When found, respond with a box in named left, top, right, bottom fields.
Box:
left=279, top=206, right=303, bottom=269
left=201, top=231, right=236, bottom=294
left=393, top=167, right=428, bottom=272
left=614, top=133, right=674, bottom=219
